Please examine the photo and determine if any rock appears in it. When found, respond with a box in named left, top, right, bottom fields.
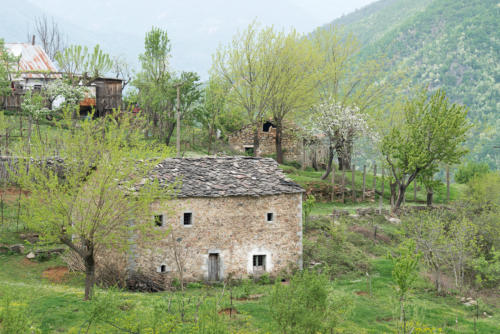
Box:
left=0, top=245, right=9, bottom=253
left=9, top=244, right=25, bottom=254
left=26, top=252, right=36, bottom=259
left=387, top=217, right=401, bottom=224
left=19, top=233, right=39, bottom=243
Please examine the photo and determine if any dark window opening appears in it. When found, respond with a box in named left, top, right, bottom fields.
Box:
left=244, top=147, right=254, bottom=156
left=160, top=264, right=166, bottom=273
left=183, top=212, right=192, bottom=225
left=253, top=255, right=266, bottom=271
left=154, top=214, right=163, bottom=227
left=267, top=212, right=274, bottom=222
left=262, top=121, right=276, bottom=132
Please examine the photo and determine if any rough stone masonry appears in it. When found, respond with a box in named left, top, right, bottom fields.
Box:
left=131, top=156, right=304, bottom=282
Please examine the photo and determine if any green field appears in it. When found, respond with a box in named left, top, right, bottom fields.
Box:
left=1, top=212, right=498, bottom=333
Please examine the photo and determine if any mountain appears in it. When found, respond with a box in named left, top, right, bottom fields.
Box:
left=328, top=0, right=500, bottom=168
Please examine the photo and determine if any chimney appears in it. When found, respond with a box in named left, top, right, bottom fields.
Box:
left=32, top=35, right=35, bottom=46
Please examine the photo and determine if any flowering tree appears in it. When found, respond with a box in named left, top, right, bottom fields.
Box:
left=43, top=79, right=88, bottom=113
left=21, top=89, right=49, bottom=149
left=312, top=101, right=370, bottom=178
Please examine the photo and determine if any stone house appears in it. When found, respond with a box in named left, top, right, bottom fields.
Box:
left=227, top=121, right=330, bottom=168
left=130, top=156, right=304, bottom=282
left=228, top=121, right=302, bottom=162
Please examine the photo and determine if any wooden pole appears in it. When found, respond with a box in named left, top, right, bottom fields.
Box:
left=413, top=178, right=417, bottom=202
left=342, top=168, right=346, bottom=204
left=446, top=165, right=450, bottom=202
left=362, top=165, right=366, bottom=201
left=372, top=163, right=377, bottom=193
left=352, top=164, right=356, bottom=203
left=175, top=83, right=181, bottom=158
left=379, top=168, right=384, bottom=214
left=331, top=165, right=336, bottom=202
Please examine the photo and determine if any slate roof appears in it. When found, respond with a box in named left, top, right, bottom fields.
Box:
left=152, top=156, right=304, bottom=198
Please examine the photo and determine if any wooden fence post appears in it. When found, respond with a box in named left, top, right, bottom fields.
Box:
left=362, top=165, right=366, bottom=201
left=342, top=168, right=346, bottom=204
left=352, top=164, right=356, bottom=203
left=413, top=178, right=417, bottom=202
left=446, top=165, right=450, bottom=202
left=331, top=165, right=336, bottom=202
left=379, top=168, right=384, bottom=214
left=372, top=163, right=377, bottom=193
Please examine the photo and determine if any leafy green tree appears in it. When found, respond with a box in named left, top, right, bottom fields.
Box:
left=199, top=77, right=227, bottom=154
left=0, top=39, right=19, bottom=107
left=212, top=22, right=284, bottom=156
left=267, top=29, right=319, bottom=164
left=134, top=27, right=201, bottom=147
left=388, top=240, right=421, bottom=334
left=55, top=44, right=113, bottom=85
left=381, top=88, right=470, bottom=211
left=455, top=161, right=490, bottom=184
left=16, top=111, right=171, bottom=300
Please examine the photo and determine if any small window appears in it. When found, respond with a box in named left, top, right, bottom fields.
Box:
left=183, top=212, right=192, bottom=226
left=154, top=214, right=164, bottom=227
left=253, top=255, right=266, bottom=272
left=267, top=212, right=274, bottom=222
left=160, top=264, right=166, bottom=273
left=244, top=147, right=254, bottom=156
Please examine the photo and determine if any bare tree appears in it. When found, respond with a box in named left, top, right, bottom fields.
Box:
left=27, top=15, right=66, bottom=61
left=112, top=55, right=133, bottom=91
left=168, top=230, right=188, bottom=291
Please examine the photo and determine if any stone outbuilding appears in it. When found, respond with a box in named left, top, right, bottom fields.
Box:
left=227, top=121, right=330, bottom=168
left=131, top=156, right=304, bottom=283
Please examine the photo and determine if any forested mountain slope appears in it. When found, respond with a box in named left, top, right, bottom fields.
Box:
left=329, top=0, right=499, bottom=167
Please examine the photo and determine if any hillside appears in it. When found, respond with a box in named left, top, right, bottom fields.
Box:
left=329, top=0, right=500, bottom=168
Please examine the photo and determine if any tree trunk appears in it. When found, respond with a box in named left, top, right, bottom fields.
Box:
left=321, top=144, right=335, bottom=180
left=207, top=125, right=214, bottom=155
left=252, top=123, right=260, bottom=157
left=164, top=122, right=176, bottom=146
left=84, top=254, right=96, bottom=300
left=426, top=190, right=433, bottom=207
left=275, top=119, right=284, bottom=164
left=393, top=183, right=407, bottom=212
left=335, top=138, right=352, bottom=171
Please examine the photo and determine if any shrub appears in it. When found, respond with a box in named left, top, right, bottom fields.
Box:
left=0, top=292, right=38, bottom=334
left=269, top=270, right=352, bottom=334
left=455, top=161, right=490, bottom=184
left=303, top=219, right=370, bottom=277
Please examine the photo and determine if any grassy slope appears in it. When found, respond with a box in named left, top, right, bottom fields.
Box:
left=1, top=219, right=499, bottom=333
left=280, top=164, right=465, bottom=215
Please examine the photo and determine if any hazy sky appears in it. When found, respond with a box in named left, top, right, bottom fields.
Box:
left=26, top=0, right=377, bottom=77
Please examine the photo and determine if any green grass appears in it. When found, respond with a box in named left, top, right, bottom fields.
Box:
left=280, top=164, right=465, bottom=208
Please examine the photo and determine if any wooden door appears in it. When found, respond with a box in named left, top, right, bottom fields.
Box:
left=208, top=253, right=220, bottom=281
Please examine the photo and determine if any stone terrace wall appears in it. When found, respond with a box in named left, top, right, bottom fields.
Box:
left=132, top=193, right=303, bottom=282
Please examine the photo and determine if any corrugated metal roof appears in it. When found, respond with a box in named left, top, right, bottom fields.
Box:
left=5, top=43, right=61, bottom=79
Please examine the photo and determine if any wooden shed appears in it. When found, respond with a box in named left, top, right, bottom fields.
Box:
left=92, top=77, right=123, bottom=116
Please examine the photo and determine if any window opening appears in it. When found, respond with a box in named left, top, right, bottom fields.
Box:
left=183, top=212, right=192, bottom=225
left=154, top=214, right=163, bottom=227
left=253, top=255, right=266, bottom=272
left=267, top=212, right=274, bottom=222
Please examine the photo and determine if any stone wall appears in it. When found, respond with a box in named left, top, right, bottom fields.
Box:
left=227, top=124, right=330, bottom=168
left=228, top=124, right=302, bottom=162
left=131, top=193, right=303, bottom=283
